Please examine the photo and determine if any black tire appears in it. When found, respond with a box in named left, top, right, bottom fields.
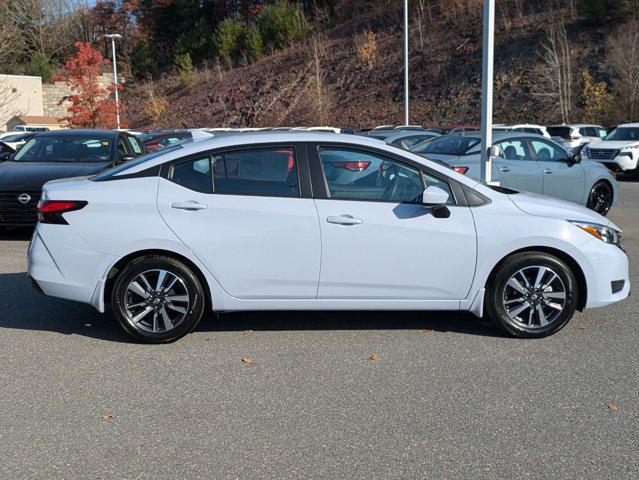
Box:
left=111, top=255, right=206, bottom=343
left=485, top=252, right=578, bottom=338
left=586, top=180, right=613, bottom=216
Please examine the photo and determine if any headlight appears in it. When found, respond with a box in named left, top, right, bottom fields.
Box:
left=569, top=221, right=623, bottom=249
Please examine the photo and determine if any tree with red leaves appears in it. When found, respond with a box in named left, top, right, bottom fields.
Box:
left=59, top=42, right=125, bottom=129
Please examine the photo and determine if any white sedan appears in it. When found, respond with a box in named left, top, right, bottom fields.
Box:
left=28, top=133, right=630, bottom=342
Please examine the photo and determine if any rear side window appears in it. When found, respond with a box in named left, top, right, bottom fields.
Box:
left=212, top=147, right=299, bottom=197
left=171, top=157, right=213, bottom=192
left=546, top=126, right=571, bottom=139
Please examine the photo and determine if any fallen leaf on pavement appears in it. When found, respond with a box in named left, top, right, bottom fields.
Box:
left=418, top=329, right=432, bottom=334
left=369, top=354, right=379, bottom=361
left=101, top=414, right=115, bottom=420
left=241, top=357, right=255, bottom=365
left=608, top=403, right=619, bottom=411
left=243, top=330, right=253, bottom=335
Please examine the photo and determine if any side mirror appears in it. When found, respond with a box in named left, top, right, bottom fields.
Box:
left=422, top=186, right=450, bottom=205
left=568, top=152, right=582, bottom=164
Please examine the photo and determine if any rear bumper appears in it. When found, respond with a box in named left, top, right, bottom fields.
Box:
left=28, top=224, right=115, bottom=310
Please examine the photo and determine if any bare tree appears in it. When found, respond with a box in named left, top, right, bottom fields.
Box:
left=607, top=20, right=639, bottom=122
left=0, top=80, right=24, bottom=129
left=535, top=20, right=573, bottom=122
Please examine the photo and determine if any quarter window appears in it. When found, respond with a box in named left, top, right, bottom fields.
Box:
left=212, top=147, right=299, bottom=197
left=319, top=148, right=424, bottom=203
left=530, top=139, right=569, bottom=162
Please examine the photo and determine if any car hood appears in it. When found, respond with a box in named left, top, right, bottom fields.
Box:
left=0, top=161, right=110, bottom=191
left=587, top=140, right=639, bottom=149
left=507, top=190, right=620, bottom=230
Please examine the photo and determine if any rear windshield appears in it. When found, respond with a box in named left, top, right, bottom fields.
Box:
left=412, top=136, right=480, bottom=155
left=13, top=135, right=114, bottom=162
left=91, top=145, right=182, bottom=181
left=0, top=133, right=33, bottom=142
left=547, top=126, right=572, bottom=138
left=605, top=127, right=639, bottom=141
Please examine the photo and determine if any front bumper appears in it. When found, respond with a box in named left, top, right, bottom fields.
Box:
left=591, top=153, right=638, bottom=173
left=579, top=238, right=630, bottom=309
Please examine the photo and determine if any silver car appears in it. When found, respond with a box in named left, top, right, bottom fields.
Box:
left=411, top=132, right=619, bottom=215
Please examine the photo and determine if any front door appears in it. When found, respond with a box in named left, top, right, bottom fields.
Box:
left=528, top=138, right=585, bottom=204
left=312, top=146, right=477, bottom=300
left=157, top=145, right=321, bottom=299
left=493, top=138, right=543, bottom=193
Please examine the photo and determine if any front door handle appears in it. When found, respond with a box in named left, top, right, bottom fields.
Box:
left=326, top=215, right=363, bottom=225
left=499, top=166, right=511, bottom=172
left=543, top=168, right=553, bottom=174
left=171, top=201, right=208, bottom=211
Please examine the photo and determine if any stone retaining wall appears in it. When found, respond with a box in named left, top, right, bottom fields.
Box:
left=42, top=73, right=116, bottom=120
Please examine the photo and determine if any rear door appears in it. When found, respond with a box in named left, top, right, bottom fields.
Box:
left=310, top=144, right=477, bottom=301
left=528, top=138, right=585, bottom=204
left=157, top=143, right=321, bottom=299
left=493, top=137, right=543, bottom=193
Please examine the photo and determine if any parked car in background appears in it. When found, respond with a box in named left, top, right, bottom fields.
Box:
left=0, top=132, right=35, bottom=153
left=547, top=124, right=607, bottom=154
left=384, top=130, right=440, bottom=149
left=139, top=130, right=192, bottom=151
left=581, top=123, right=639, bottom=176
left=0, top=129, right=144, bottom=227
left=411, top=132, right=618, bottom=215
left=28, top=132, right=629, bottom=342
left=14, top=125, right=50, bottom=133
left=365, top=125, right=425, bottom=140
left=494, top=124, right=551, bottom=138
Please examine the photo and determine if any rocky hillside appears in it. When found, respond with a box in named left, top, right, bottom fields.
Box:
left=124, top=1, right=636, bottom=130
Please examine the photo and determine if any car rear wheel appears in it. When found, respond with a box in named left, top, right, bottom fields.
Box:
left=111, top=255, right=205, bottom=343
left=586, top=181, right=613, bottom=216
left=485, top=252, right=578, bottom=338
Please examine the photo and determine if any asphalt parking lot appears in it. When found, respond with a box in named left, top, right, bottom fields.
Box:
left=1, top=182, right=638, bottom=480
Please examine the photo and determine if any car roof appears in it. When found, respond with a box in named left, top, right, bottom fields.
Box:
left=36, top=129, right=119, bottom=137
left=616, top=123, right=639, bottom=128
left=439, top=131, right=549, bottom=140
left=548, top=124, right=602, bottom=128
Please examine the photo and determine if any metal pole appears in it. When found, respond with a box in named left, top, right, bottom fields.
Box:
left=110, top=37, right=121, bottom=130
left=480, top=0, right=495, bottom=183
left=403, top=0, right=409, bottom=126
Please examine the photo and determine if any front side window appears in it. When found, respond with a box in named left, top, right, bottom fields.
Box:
left=13, top=135, right=113, bottom=162
left=319, top=148, right=423, bottom=203
left=530, top=139, right=569, bottom=162
left=212, top=147, right=299, bottom=197
left=597, top=128, right=607, bottom=138
left=497, top=139, right=532, bottom=161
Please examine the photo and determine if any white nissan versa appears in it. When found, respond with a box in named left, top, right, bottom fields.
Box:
left=28, top=133, right=630, bottom=342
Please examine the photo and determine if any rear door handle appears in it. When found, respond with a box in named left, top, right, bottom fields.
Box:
left=499, top=166, right=511, bottom=172
left=171, top=201, right=208, bottom=211
left=326, top=215, right=363, bottom=225
left=543, top=168, right=553, bottom=174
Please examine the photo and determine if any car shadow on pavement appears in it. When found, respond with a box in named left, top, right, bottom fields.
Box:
left=0, top=272, right=504, bottom=342
left=0, top=228, right=33, bottom=241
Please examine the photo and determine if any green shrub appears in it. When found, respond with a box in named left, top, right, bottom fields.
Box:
left=257, top=1, right=310, bottom=51
left=130, top=42, right=160, bottom=78
left=216, top=17, right=247, bottom=59
left=28, top=52, right=55, bottom=83
left=579, top=0, right=633, bottom=25
left=173, top=53, right=197, bottom=86
left=247, top=27, right=263, bottom=60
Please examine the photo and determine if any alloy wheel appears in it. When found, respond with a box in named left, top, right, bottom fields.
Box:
left=123, top=269, right=190, bottom=333
left=501, top=266, right=567, bottom=329
left=588, top=182, right=612, bottom=215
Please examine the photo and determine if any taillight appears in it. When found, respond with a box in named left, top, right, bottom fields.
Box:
left=452, top=166, right=469, bottom=174
left=37, top=200, right=87, bottom=224
left=334, top=161, right=371, bottom=171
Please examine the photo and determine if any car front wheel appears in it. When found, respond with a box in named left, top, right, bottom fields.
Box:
left=111, top=255, right=206, bottom=343
left=586, top=181, right=613, bottom=216
left=485, top=252, right=578, bottom=338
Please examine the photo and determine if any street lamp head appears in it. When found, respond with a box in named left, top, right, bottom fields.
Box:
left=104, top=33, right=122, bottom=40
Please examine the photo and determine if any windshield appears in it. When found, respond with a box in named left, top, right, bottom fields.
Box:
left=412, top=136, right=480, bottom=155
left=604, top=127, right=639, bottom=141
left=91, top=145, right=182, bottom=181
left=13, top=135, right=114, bottom=162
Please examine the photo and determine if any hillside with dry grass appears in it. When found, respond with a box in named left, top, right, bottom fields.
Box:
left=124, top=0, right=639, bottom=129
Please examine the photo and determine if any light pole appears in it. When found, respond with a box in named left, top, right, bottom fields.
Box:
left=403, top=0, right=409, bottom=126
left=480, top=0, right=495, bottom=183
left=104, top=33, right=122, bottom=130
